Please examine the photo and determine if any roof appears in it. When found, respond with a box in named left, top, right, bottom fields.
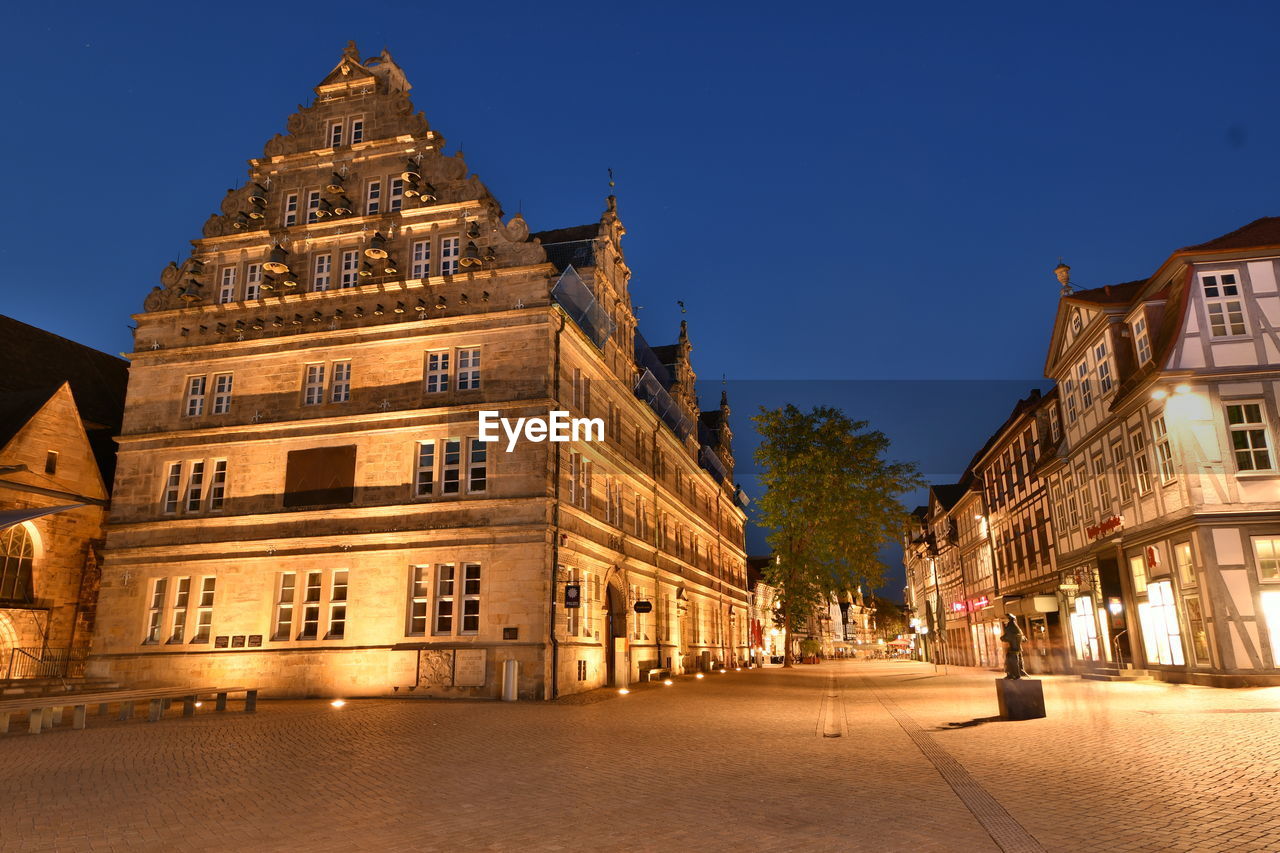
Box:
left=0, top=388, right=58, bottom=450
left=0, top=316, right=128, bottom=432
left=1178, top=216, right=1280, bottom=253
left=533, top=225, right=599, bottom=272
left=650, top=345, right=678, bottom=365
left=929, top=483, right=969, bottom=511
left=1065, top=279, right=1146, bottom=306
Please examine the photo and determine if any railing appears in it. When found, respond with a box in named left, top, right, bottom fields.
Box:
left=551, top=266, right=615, bottom=349
left=5, top=647, right=88, bottom=680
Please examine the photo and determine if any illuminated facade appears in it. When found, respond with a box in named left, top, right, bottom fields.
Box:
left=1046, top=224, right=1280, bottom=685
left=89, top=43, right=748, bottom=698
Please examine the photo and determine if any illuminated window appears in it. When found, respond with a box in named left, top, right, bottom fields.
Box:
left=312, top=253, right=332, bottom=291
left=408, top=566, right=429, bottom=635
left=1133, top=316, right=1152, bottom=364
left=442, top=438, right=462, bottom=495
left=211, top=374, right=233, bottom=415
left=1253, top=537, right=1280, bottom=582
left=169, top=577, right=190, bottom=643
left=330, top=361, right=351, bottom=403
left=245, top=263, right=262, bottom=300
left=434, top=564, right=455, bottom=634
left=461, top=564, right=481, bottom=634
left=1202, top=272, right=1247, bottom=337
left=1225, top=403, right=1273, bottom=472
left=218, top=266, right=237, bottom=304
left=185, top=376, right=206, bottom=417
left=1131, top=429, right=1152, bottom=494
left=273, top=573, right=296, bottom=640
left=192, top=577, right=215, bottom=643
left=145, top=578, right=167, bottom=644
left=468, top=439, right=487, bottom=493
left=456, top=348, right=481, bottom=390
left=1129, top=553, right=1148, bottom=595
left=1174, top=541, right=1195, bottom=587
left=303, top=364, right=325, bottom=406
left=440, top=236, right=460, bottom=275
left=1184, top=595, right=1211, bottom=664
left=1137, top=580, right=1184, bottom=666
left=425, top=351, right=450, bottom=392
left=328, top=569, right=347, bottom=639
left=415, top=440, right=435, bottom=497
left=1152, top=415, right=1176, bottom=484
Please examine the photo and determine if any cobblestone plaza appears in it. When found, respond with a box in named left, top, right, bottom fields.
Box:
left=5, top=660, right=1280, bottom=851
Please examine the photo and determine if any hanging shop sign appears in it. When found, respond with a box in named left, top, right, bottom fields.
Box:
left=565, top=583, right=581, bottom=609
left=1087, top=515, right=1123, bottom=540
left=633, top=600, right=653, bottom=614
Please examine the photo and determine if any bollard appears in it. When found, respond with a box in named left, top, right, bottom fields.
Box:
left=501, top=659, right=519, bottom=702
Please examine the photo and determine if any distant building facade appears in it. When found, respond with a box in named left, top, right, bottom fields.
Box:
left=90, top=44, right=748, bottom=699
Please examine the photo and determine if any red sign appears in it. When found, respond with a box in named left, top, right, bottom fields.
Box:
left=970, top=595, right=990, bottom=610
left=1145, top=545, right=1161, bottom=570
left=1087, top=516, right=1123, bottom=540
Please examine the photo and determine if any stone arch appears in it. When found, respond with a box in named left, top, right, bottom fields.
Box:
left=0, top=522, right=39, bottom=604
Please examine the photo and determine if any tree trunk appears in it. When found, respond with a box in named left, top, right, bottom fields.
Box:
left=783, top=604, right=794, bottom=668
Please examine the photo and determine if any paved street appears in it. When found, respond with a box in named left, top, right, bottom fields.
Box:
left=4, top=660, right=1280, bottom=852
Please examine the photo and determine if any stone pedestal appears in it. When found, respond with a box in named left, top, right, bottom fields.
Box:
left=995, top=678, right=1046, bottom=720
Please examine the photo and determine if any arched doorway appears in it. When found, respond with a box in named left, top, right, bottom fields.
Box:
left=604, top=583, right=627, bottom=687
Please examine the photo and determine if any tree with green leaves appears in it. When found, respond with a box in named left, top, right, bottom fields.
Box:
left=753, top=405, right=922, bottom=666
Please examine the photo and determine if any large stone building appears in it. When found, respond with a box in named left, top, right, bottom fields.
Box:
left=0, top=317, right=128, bottom=677
left=89, top=44, right=749, bottom=699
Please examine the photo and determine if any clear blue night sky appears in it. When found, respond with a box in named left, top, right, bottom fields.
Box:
left=6, top=1, right=1280, bottom=594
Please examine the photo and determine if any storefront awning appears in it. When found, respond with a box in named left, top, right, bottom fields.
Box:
left=0, top=504, right=84, bottom=531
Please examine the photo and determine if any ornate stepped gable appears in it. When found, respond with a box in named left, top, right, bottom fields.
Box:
left=142, top=41, right=547, bottom=318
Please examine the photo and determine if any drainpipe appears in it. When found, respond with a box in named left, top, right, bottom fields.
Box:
left=548, top=312, right=567, bottom=700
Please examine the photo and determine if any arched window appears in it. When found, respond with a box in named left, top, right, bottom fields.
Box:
left=0, top=525, right=35, bottom=604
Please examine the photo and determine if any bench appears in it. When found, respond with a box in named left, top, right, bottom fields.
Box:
left=0, top=685, right=257, bottom=735
left=642, top=668, right=671, bottom=682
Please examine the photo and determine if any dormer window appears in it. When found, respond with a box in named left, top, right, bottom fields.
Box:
left=1094, top=341, right=1113, bottom=395
left=1133, top=316, right=1152, bottom=364
left=1202, top=271, right=1247, bottom=337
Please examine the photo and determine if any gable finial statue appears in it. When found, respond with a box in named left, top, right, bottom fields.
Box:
left=343, top=40, right=360, bottom=61
left=1054, top=259, right=1072, bottom=296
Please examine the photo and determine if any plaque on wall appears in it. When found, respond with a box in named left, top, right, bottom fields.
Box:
left=454, top=649, right=487, bottom=687
left=214, top=636, right=230, bottom=648
left=231, top=635, right=246, bottom=648
left=248, top=635, right=263, bottom=647
left=503, top=627, right=519, bottom=640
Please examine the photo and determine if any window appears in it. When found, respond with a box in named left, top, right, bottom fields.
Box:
left=193, top=577, right=215, bottom=643
left=185, top=462, right=205, bottom=512
left=1202, top=272, right=1246, bottom=337
left=245, top=263, right=262, bottom=300
left=1048, top=406, right=1061, bottom=443
left=415, top=440, right=436, bottom=497
left=434, top=564, right=455, bottom=634
left=283, top=446, right=356, bottom=507
left=331, top=361, right=351, bottom=403
left=1131, top=429, right=1152, bottom=494
left=411, top=239, right=430, bottom=278
left=306, top=190, right=322, bottom=223
left=329, top=120, right=343, bottom=147
left=1070, top=310, right=1082, bottom=336
left=145, top=578, right=167, bottom=643
left=468, top=439, right=487, bottom=493
left=218, top=267, right=237, bottom=304
left=1112, top=439, right=1131, bottom=500
left=300, top=571, right=322, bottom=639
left=284, top=193, right=299, bottom=227
left=1137, top=580, right=1184, bottom=666
left=0, top=525, right=33, bottom=605
left=328, top=570, right=347, bottom=639
left=340, top=249, right=359, bottom=288
left=425, top=351, right=450, bottom=392
left=1077, top=463, right=1094, bottom=520
left=44, top=451, right=57, bottom=475
left=162, top=463, right=182, bottom=514
left=440, top=236, right=460, bottom=275
left=1077, top=361, right=1093, bottom=408
left=1129, top=554, right=1148, bottom=595
left=1254, top=537, right=1280, bottom=582
left=631, top=584, right=643, bottom=639
left=457, top=348, right=481, bottom=390
left=1226, top=403, right=1273, bottom=472
left=169, top=577, right=190, bottom=643
left=389, top=178, right=404, bottom=211
left=439, top=439, right=464, bottom=494
left=274, top=573, right=296, bottom=640
left=1184, top=595, right=1211, bottom=664
left=211, top=374, right=233, bottom=415
left=303, top=364, right=326, bottom=406
left=1064, top=469, right=1080, bottom=528
left=185, top=376, right=207, bottom=417
left=1092, top=454, right=1110, bottom=512
left=1095, top=341, right=1113, bottom=395
left=1133, top=316, right=1152, bottom=364
left=313, top=253, right=332, bottom=291
left=1152, top=415, right=1175, bottom=484
left=1064, top=379, right=1078, bottom=424
left=350, top=117, right=364, bottom=144
left=409, top=566, right=429, bottom=635
left=461, top=563, right=481, bottom=634
left=1174, top=541, right=1195, bottom=587
left=366, top=180, right=382, bottom=215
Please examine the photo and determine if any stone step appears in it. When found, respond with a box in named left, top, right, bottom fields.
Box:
left=1081, top=669, right=1156, bottom=682
left=0, top=677, right=122, bottom=697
